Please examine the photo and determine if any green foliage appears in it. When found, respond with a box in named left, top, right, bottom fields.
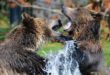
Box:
left=37, top=42, right=63, bottom=57
left=0, top=28, right=10, bottom=40
left=102, top=40, right=110, bottom=67
left=0, top=13, right=10, bottom=28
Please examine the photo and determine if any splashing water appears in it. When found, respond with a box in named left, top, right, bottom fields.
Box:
left=45, top=40, right=81, bottom=75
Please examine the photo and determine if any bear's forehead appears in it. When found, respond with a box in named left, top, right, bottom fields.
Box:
left=33, top=18, right=47, bottom=26
left=72, top=8, right=93, bottom=20
left=74, top=8, right=90, bottom=15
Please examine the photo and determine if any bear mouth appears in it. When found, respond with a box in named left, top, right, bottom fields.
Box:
left=63, top=21, right=72, bottom=31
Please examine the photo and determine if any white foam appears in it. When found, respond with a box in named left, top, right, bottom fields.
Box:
left=45, top=41, right=81, bottom=75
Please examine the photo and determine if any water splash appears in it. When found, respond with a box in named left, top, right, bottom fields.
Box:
left=45, top=40, right=81, bottom=75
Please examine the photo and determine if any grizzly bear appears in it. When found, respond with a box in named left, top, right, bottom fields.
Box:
left=0, top=13, right=62, bottom=75
left=61, top=6, right=110, bottom=75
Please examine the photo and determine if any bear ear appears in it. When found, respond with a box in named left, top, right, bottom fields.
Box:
left=22, top=13, right=33, bottom=27
left=22, top=13, right=31, bottom=20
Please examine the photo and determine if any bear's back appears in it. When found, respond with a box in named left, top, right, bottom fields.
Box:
left=0, top=39, right=46, bottom=75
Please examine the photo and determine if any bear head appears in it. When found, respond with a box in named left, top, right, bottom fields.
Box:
left=6, top=13, right=62, bottom=51
left=62, top=7, right=101, bottom=41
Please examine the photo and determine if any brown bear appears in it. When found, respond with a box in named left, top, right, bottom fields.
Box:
left=0, top=13, right=61, bottom=75
left=61, top=6, right=110, bottom=75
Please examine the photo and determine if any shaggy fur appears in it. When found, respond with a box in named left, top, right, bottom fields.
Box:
left=62, top=7, right=110, bottom=75
left=0, top=13, right=60, bottom=75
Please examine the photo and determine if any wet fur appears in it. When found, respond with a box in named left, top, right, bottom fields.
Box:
left=0, top=14, right=54, bottom=75
left=62, top=7, right=110, bottom=75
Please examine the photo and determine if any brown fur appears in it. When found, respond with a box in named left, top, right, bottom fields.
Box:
left=0, top=13, right=60, bottom=75
left=62, top=7, right=110, bottom=75
left=86, top=0, right=110, bottom=40
left=86, top=0, right=101, bottom=13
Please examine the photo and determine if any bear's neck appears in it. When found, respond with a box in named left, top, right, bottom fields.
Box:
left=7, top=31, right=44, bottom=52
left=21, top=32, right=45, bottom=51
left=75, top=20, right=100, bottom=42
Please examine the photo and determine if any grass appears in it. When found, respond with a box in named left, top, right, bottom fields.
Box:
left=37, top=42, right=63, bottom=56
left=0, top=13, right=10, bottom=40
left=0, top=13, right=9, bottom=29
left=102, top=40, right=110, bottom=67
left=0, top=28, right=10, bottom=40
